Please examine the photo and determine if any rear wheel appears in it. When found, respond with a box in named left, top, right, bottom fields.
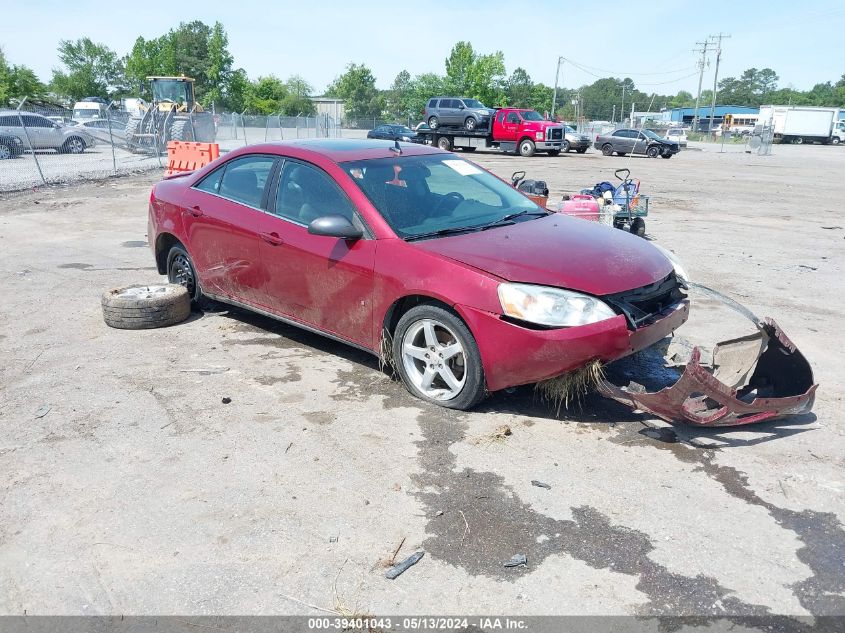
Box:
left=428, top=116, right=439, bottom=130
left=166, top=245, right=206, bottom=307
left=464, top=117, right=477, bottom=131
left=601, top=143, right=614, bottom=156
left=792, top=136, right=804, bottom=145
left=518, top=138, right=536, bottom=157
left=437, top=136, right=452, bottom=151
left=393, top=305, right=486, bottom=410
left=0, top=144, right=11, bottom=160
left=646, top=146, right=660, bottom=158
left=630, top=217, right=646, bottom=237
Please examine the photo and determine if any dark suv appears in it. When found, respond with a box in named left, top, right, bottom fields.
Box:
left=424, top=97, right=496, bottom=131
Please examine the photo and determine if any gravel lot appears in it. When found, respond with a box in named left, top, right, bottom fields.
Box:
left=0, top=142, right=843, bottom=620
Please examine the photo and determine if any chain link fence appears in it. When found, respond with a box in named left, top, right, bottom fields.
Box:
left=0, top=98, right=166, bottom=193
left=215, top=112, right=344, bottom=147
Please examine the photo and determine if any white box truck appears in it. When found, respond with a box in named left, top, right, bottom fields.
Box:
left=759, top=105, right=843, bottom=145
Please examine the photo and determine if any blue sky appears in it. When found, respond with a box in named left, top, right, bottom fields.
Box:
left=2, top=0, right=843, bottom=95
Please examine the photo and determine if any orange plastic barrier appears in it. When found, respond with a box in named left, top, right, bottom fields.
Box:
left=164, top=141, right=220, bottom=176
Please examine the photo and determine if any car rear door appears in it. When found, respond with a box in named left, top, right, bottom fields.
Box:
left=181, top=154, right=277, bottom=305
left=257, top=159, right=376, bottom=347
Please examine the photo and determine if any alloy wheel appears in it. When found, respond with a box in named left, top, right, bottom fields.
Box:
left=401, top=318, right=466, bottom=401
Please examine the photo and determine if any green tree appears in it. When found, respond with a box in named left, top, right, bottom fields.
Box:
left=50, top=38, right=126, bottom=101
left=326, top=63, right=383, bottom=119
left=506, top=67, right=533, bottom=108
left=387, top=69, right=413, bottom=119
left=204, top=22, right=233, bottom=108
left=246, top=75, right=288, bottom=114
left=409, top=72, right=445, bottom=121
left=224, top=68, right=250, bottom=112
left=444, top=41, right=505, bottom=106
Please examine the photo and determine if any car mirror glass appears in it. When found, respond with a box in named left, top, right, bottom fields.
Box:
left=308, top=215, right=362, bottom=240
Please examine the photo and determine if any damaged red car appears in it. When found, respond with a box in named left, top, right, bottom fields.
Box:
left=148, top=139, right=815, bottom=424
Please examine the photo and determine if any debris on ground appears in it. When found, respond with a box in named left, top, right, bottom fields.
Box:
left=384, top=551, right=424, bottom=580
left=329, top=536, right=338, bottom=543
left=531, top=480, right=552, bottom=490
left=33, top=405, right=51, bottom=419
left=493, top=424, right=512, bottom=439
left=503, top=554, right=528, bottom=568
left=536, top=360, right=605, bottom=415
left=221, top=397, right=232, bottom=404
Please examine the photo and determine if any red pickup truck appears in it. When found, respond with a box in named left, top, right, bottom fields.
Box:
left=415, top=107, right=565, bottom=157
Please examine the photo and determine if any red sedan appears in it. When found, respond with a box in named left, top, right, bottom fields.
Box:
left=148, top=139, right=690, bottom=410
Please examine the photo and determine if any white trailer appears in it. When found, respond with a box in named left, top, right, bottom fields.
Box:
left=759, top=105, right=842, bottom=145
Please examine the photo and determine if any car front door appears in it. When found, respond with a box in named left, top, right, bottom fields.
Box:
left=442, top=99, right=459, bottom=125
left=634, top=132, right=649, bottom=154
left=257, top=159, right=376, bottom=347
left=181, top=154, right=277, bottom=305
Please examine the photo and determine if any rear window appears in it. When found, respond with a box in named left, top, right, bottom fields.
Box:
left=428, top=99, right=438, bottom=108
left=195, top=155, right=276, bottom=207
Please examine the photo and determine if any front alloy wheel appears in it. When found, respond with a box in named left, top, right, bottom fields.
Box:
left=393, top=305, right=485, bottom=410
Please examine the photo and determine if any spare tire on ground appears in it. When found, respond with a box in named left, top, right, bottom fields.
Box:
left=102, top=284, right=191, bottom=329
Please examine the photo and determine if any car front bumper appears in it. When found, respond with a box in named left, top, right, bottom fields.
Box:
left=535, top=140, right=563, bottom=150
left=567, top=138, right=591, bottom=150
left=456, top=300, right=689, bottom=392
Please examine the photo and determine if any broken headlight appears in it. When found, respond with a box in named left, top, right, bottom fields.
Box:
left=652, top=244, right=690, bottom=285
left=498, top=283, right=617, bottom=328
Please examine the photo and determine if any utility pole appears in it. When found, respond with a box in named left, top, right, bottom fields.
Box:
left=620, top=84, right=626, bottom=125
left=611, top=104, right=616, bottom=124
left=692, top=39, right=710, bottom=132
left=707, top=33, right=730, bottom=136
left=551, top=57, right=564, bottom=118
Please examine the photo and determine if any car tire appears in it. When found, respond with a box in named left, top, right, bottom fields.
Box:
left=101, top=284, right=191, bottom=330
left=601, top=144, right=614, bottom=156
left=392, top=304, right=486, bottom=410
left=562, top=140, right=571, bottom=152
left=166, top=245, right=207, bottom=307
left=792, top=137, right=803, bottom=145
left=61, top=136, right=86, bottom=154
left=832, top=137, right=841, bottom=145
left=518, top=138, right=536, bottom=157
left=0, top=144, right=11, bottom=160
left=646, top=146, right=660, bottom=158
left=437, top=136, right=452, bottom=151
left=547, top=149, right=561, bottom=156
left=464, top=117, right=477, bottom=131
left=660, top=153, right=673, bottom=159
left=630, top=217, right=646, bottom=237
left=576, top=148, right=587, bottom=154
left=428, top=116, right=439, bottom=130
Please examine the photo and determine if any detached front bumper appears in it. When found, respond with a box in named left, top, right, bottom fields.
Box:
left=598, top=318, right=816, bottom=426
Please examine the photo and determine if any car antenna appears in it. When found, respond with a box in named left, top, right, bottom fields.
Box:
left=390, top=139, right=402, bottom=155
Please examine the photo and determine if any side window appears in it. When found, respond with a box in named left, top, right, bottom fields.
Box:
left=496, top=111, right=505, bottom=124
left=195, top=166, right=224, bottom=195
left=217, top=155, right=276, bottom=207
left=428, top=99, right=438, bottom=108
left=22, top=115, right=49, bottom=128
left=612, top=130, right=626, bottom=137
left=506, top=112, right=520, bottom=124
left=274, top=161, right=357, bottom=226
left=0, top=115, right=19, bottom=126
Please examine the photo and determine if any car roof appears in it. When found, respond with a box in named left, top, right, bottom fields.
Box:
left=235, top=138, right=445, bottom=163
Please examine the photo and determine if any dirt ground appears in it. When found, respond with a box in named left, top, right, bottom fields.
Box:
left=0, top=142, right=843, bottom=620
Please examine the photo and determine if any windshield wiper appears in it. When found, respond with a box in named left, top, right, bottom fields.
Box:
left=479, top=209, right=549, bottom=230
left=404, top=225, right=487, bottom=241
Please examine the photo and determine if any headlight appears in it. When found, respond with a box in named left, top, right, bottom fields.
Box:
left=652, top=243, right=690, bottom=285
left=498, top=283, right=617, bottom=328
left=535, top=131, right=544, bottom=140
left=12, top=137, right=22, bottom=145
left=401, top=136, right=411, bottom=141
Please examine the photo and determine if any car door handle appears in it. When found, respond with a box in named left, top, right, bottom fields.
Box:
left=260, top=231, right=284, bottom=246
left=186, top=205, right=203, bottom=217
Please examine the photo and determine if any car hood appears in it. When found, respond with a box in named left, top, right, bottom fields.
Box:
left=413, top=215, right=673, bottom=296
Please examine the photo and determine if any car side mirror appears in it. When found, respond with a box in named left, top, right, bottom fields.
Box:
left=458, top=104, right=465, bottom=110
left=308, top=215, right=363, bottom=240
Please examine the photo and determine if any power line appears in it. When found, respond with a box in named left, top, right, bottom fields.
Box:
left=707, top=33, right=731, bottom=134
left=691, top=40, right=711, bottom=132
left=562, top=58, right=697, bottom=77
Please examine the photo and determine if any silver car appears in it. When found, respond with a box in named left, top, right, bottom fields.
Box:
left=0, top=110, right=95, bottom=153
left=424, top=96, right=496, bottom=131
left=563, top=126, right=591, bottom=153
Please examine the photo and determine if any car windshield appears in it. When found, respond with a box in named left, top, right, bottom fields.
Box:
left=395, top=126, right=415, bottom=135
left=344, top=154, right=543, bottom=239
left=565, top=126, right=576, bottom=133
left=463, top=99, right=485, bottom=108
left=642, top=129, right=662, bottom=140
left=520, top=111, right=544, bottom=121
